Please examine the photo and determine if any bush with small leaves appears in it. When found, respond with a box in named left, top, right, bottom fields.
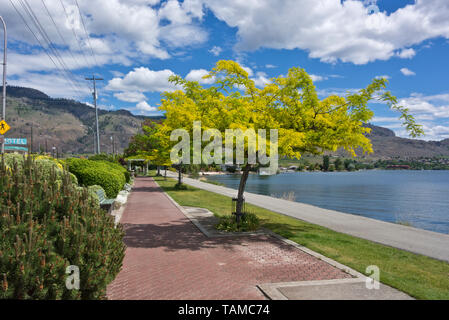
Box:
left=215, top=212, right=260, bottom=232
left=0, top=155, right=125, bottom=299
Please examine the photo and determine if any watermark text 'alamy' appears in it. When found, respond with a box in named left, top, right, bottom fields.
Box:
left=170, top=121, right=278, bottom=172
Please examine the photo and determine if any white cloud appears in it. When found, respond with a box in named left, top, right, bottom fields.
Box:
left=2, top=0, right=208, bottom=78
left=252, top=71, right=270, bottom=88
left=158, top=0, right=192, bottom=25
left=8, top=72, right=90, bottom=99
left=372, top=116, right=401, bottom=123
left=136, top=101, right=158, bottom=113
left=375, top=75, right=391, bottom=80
left=202, top=0, right=449, bottom=64
left=185, top=69, right=215, bottom=84
left=395, top=123, right=449, bottom=141
left=396, top=48, right=416, bottom=59
left=265, top=64, right=276, bottom=69
left=400, top=68, right=416, bottom=76
left=110, top=70, right=125, bottom=77
left=106, top=67, right=180, bottom=93
left=209, top=46, right=222, bottom=56
left=316, top=87, right=361, bottom=98
left=399, top=93, right=449, bottom=118
left=310, top=74, right=328, bottom=82
left=241, top=65, right=254, bottom=77
left=114, top=91, right=147, bottom=103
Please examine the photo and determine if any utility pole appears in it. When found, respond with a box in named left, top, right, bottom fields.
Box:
left=85, top=75, right=103, bottom=154
left=0, top=16, right=7, bottom=154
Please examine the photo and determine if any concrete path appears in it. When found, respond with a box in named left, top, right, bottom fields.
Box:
left=167, top=173, right=449, bottom=262
left=106, top=177, right=357, bottom=300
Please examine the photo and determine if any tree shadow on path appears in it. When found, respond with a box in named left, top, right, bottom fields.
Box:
left=122, top=220, right=300, bottom=254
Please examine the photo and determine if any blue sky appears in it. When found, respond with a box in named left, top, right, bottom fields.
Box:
left=3, top=0, right=449, bottom=140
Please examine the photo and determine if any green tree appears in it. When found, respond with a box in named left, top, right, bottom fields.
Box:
left=158, top=60, right=422, bottom=221
left=323, top=155, right=330, bottom=171
left=125, top=119, right=170, bottom=176
left=334, top=158, right=344, bottom=171
left=124, top=119, right=161, bottom=158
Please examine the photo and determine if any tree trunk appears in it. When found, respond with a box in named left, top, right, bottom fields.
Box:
left=164, top=166, right=167, bottom=180
left=178, top=163, right=182, bottom=185
left=157, top=166, right=161, bottom=176
left=235, top=164, right=251, bottom=223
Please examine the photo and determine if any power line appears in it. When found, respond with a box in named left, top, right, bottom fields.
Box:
left=74, top=0, right=99, bottom=70
left=8, top=0, right=83, bottom=97
left=20, top=0, right=87, bottom=93
left=59, top=0, right=92, bottom=77
left=85, top=75, right=103, bottom=154
left=14, top=0, right=85, bottom=95
left=40, top=0, right=83, bottom=72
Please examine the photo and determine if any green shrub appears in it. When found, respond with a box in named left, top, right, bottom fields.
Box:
left=96, top=161, right=130, bottom=183
left=88, top=153, right=113, bottom=161
left=66, top=158, right=127, bottom=195
left=174, top=182, right=188, bottom=190
left=3, top=154, right=78, bottom=186
left=78, top=167, right=123, bottom=198
left=215, top=212, right=260, bottom=232
left=0, top=155, right=125, bottom=299
left=87, top=185, right=105, bottom=207
left=123, top=171, right=130, bottom=183
left=65, top=158, right=91, bottom=175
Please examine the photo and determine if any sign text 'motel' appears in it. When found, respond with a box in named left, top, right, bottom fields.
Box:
left=5, top=138, right=27, bottom=145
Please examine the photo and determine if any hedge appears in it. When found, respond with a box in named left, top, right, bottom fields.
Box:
left=66, top=159, right=127, bottom=197
left=80, top=167, right=124, bottom=198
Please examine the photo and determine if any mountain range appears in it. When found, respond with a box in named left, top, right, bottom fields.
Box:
left=1, top=86, right=162, bottom=154
left=1, top=86, right=449, bottom=158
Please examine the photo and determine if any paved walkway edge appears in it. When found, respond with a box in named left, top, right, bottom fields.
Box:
left=257, top=278, right=367, bottom=300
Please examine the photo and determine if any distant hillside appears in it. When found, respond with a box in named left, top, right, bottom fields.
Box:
left=1, top=86, right=163, bottom=154
left=334, top=124, right=449, bottom=159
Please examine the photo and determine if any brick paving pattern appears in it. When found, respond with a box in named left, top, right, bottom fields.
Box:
left=106, top=177, right=352, bottom=300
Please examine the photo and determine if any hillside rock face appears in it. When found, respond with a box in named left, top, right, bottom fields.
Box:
left=365, top=124, right=395, bottom=137
left=334, top=124, right=449, bottom=159
left=1, top=86, right=162, bottom=154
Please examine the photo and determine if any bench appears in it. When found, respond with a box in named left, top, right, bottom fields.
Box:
left=96, top=189, right=115, bottom=213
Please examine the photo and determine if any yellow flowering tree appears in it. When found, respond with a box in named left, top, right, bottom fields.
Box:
left=159, top=60, right=423, bottom=220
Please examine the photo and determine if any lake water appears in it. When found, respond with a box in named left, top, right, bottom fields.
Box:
left=207, top=170, right=449, bottom=234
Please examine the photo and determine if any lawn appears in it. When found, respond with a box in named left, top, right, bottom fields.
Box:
left=153, top=174, right=449, bottom=300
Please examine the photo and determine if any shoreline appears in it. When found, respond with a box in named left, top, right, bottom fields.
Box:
left=196, top=168, right=449, bottom=177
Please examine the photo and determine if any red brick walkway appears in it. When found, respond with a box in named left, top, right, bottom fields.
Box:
left=106, top=177, right=352, bottom=300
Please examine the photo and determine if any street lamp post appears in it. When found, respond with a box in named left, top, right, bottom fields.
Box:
left=0, top=16, right=7, bottom=154
left=110, top=135, right=115, bottom=155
